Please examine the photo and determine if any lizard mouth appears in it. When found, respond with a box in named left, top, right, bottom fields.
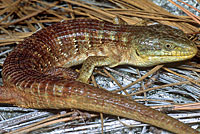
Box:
left=137, top=46, right=197, bottom=58
left=134, top=45, right=197, bottom=66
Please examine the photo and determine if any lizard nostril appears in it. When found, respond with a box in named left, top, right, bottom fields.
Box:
left=136, top=50, right=140, bottom=57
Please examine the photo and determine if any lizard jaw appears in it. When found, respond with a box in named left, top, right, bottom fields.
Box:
left=133, top=46, right=197, bottom=67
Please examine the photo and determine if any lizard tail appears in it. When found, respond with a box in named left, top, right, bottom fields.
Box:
left=0, top=85, right=15, bottom=104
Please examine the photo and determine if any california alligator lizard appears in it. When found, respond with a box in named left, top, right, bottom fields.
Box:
left=0, top=19, right=198, bottom=134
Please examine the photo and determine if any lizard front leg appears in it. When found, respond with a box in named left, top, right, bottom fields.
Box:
left=77, top=56, right=119, bottom=83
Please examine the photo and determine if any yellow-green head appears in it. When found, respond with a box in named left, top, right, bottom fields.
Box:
left=131, top=24, right=197, bottom=67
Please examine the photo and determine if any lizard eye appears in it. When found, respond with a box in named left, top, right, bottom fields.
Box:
left=165, top=44, right=174, bottom=50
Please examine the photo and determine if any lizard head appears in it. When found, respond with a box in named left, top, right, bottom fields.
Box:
left=132, top=24, right=197, bottom=67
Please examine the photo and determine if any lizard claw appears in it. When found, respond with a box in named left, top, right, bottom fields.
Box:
left=76, top=77, right=89, bottom=84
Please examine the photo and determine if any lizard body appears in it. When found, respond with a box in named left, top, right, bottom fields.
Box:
left=0, top=19, right=198, bottom=134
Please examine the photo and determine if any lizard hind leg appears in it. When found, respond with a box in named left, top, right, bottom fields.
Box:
left=44, top=67, right=79, bottom=81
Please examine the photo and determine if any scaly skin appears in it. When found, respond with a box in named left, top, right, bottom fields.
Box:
left=0, top=19, right=198, bottom=134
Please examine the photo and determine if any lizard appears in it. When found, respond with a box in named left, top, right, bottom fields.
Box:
left=0, top=19, right=198, bottom=134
